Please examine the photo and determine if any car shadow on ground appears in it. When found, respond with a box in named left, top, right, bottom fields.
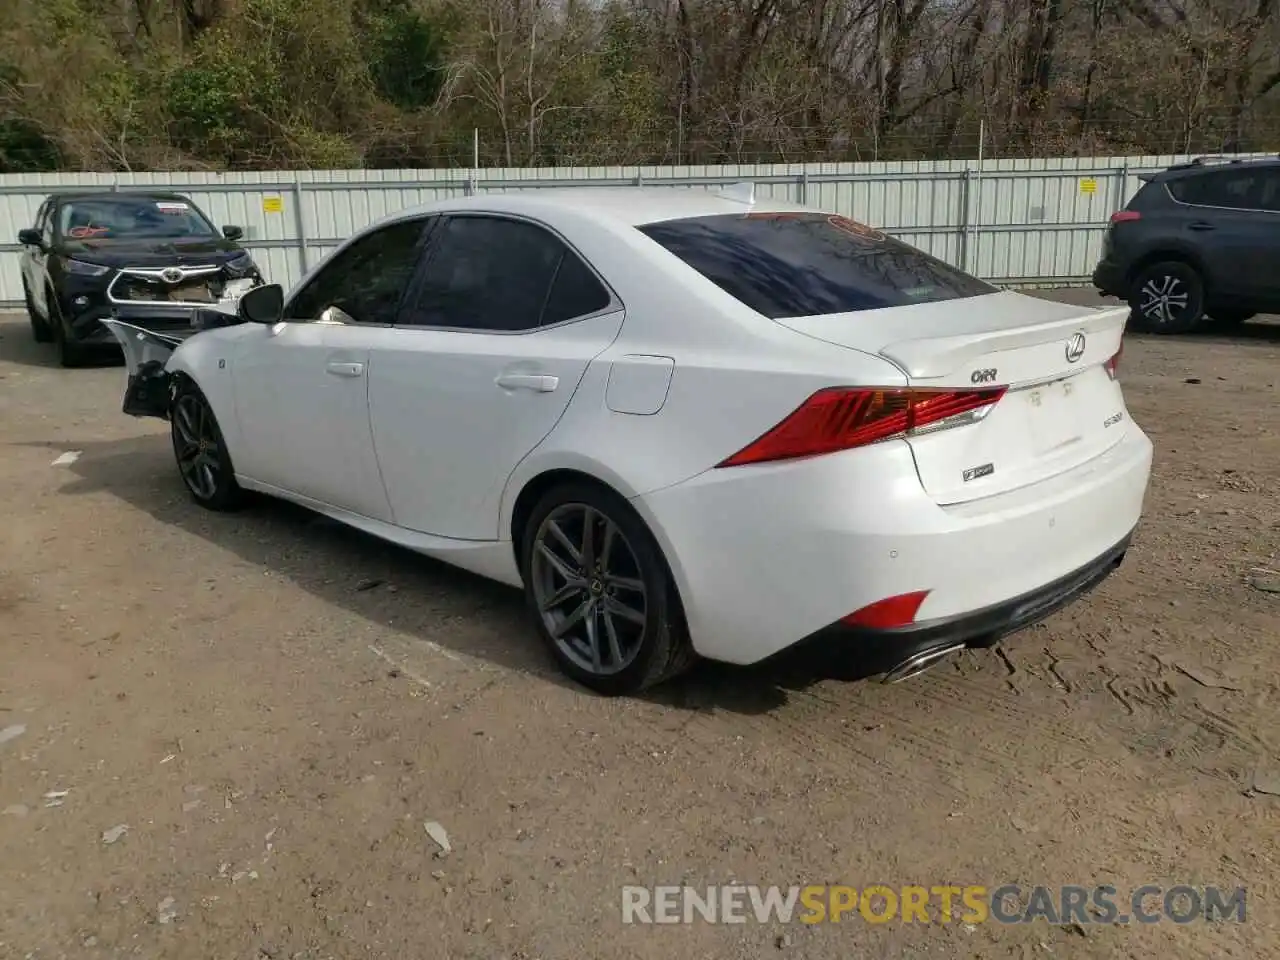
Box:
left=0, top=319, right=123, bottom=368
left=40, top=433, right=894, bottom=714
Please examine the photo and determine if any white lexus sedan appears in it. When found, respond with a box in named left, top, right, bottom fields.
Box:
left=105, top=186, right=1154, bottom=694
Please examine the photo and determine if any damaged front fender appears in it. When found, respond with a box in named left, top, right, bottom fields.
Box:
left=101, top=319, right=184, bottom=419
left=103, top=306, right=246, bottom=420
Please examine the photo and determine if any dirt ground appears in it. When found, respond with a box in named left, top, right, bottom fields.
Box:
left=1, top=293, right=1277, bottom=960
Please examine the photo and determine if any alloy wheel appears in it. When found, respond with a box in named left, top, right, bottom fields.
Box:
left=172, top=392, right=223, bottom=501
left=530, top=503, right=649, bottom=677
left=1139, top=274, right=1190, bottom=326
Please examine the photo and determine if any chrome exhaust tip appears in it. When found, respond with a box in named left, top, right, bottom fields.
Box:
left=881, top=642, right=966, bottom=684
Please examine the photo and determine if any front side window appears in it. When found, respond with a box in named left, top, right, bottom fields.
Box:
left=400, top=215, right=611, bottom=331
left=288, top=218, right=429, bottom=325
left=637, top=212, right=995, bottom=320
left=56, top=196, right=218, bottom=240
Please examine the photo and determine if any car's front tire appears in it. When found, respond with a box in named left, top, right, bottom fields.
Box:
left=1127, top=261, right=1205, bottom=334
left=23, top=282, right=53, bottom=343
left=46, top=289, right=89, bottom=367
left=170, top=378, right=243, bottom=511
left=520, top=481, right=693, bottom=695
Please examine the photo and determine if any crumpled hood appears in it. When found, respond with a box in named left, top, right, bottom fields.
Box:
left=59, top=237, right=245, bottom=268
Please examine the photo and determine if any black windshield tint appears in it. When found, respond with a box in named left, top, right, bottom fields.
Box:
left=638, top=213, right=995, bottom=319
left=57, top=197, right=217, bottom=240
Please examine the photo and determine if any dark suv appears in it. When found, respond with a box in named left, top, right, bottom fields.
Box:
left=17, top=191, right=263, bottom=366
left=1092, top=156, right=1280, bottom=334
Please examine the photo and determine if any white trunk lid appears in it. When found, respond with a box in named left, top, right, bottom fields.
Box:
left=776, top=291, right=1132, bottom=504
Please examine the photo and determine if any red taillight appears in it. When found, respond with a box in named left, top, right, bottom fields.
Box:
left=1110, top=210, right=1142, bottom=223
left=716, top=387, right=1006, bottom=467
left=1104, top=341, right=1123, bottom=380
left=841, top=591, right=931, bottom=629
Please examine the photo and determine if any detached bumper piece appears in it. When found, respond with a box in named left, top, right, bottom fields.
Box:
left=100, top=320, right=184, bottom=420
left=104, top=309, right=247, bottom=420
left=125, top=361, right=173, bottom=419
left=802, top=531, right=1134, bottom=681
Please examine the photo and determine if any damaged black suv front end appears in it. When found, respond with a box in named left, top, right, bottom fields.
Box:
left=24, top=191, right=265, bottom=352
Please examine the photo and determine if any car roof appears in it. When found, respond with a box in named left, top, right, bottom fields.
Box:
left=44, top=191, right=195, bottom=204
left=387, top=187, right=814, bottom=228
left=1155, top=156, right=1280, bottom=179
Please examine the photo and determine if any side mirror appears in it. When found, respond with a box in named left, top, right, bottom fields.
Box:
left=18, top=228, right=43, bottom=248
left=222, top=225, right=244, bottom=241
left=238, top=283, right=285, bottom=325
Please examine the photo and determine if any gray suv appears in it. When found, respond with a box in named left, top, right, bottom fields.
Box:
left=1092, top=156, right=1280, bottom=334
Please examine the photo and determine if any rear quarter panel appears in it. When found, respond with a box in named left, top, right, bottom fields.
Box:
left=499, top=206, right=912, bottom=537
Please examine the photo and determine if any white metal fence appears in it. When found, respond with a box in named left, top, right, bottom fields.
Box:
left=0, top=154, right=1252, bottom=308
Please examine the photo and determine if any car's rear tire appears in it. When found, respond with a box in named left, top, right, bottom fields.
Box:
left=1127, top=261, right=1205, bottom=335
left=170, top=378, right=243, bottom=511
left=520, top=481, right=693, bottom=695
left=1210, top=310, right=1254, bottom=326
left=24, top=282, right=53, bottom=343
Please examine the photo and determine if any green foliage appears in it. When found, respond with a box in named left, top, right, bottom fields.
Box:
left=364, top=5, right=452, bottom=111
left=2, top=0, right=1278, bottom=171
left=0, top=119, right=60, bottom=172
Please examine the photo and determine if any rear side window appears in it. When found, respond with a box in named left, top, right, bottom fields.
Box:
left=637, top=213, right=994, bottom=319
left=1260, top=171, right=1280, bottom=212
left=1168, top=170, right=1268, bottom=209
left=401, top=215, right=611, bottom=331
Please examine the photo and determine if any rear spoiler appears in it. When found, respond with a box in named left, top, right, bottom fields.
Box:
left=1137, top=173, right=1155, bottom=183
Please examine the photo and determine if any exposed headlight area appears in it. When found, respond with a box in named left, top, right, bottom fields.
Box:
left=65, top=259, right=110, bottom=277
left=224, top=252, right=258, bottom=277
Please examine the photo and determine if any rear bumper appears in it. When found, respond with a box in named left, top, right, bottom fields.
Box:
left=635, top=423, right=1154, bottom=665
left=799, top=531, right=1132, bottom=664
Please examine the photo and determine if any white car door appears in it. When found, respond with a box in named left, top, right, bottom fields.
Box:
left=230, top=217, right=433, bottom=520
left=366, top=213, right=624, bottom=541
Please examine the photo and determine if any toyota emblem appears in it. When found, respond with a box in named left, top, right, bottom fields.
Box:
left=161, top=267, right=184, bottom=284
left=1065, top=332, right=1086, bottom=364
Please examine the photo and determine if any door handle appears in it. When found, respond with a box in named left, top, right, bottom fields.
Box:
left=1188, top=221, right=1216, bottom=231
left=496, top=373, right=559, bottom=392
left=326, top=361, right=364, bottom=378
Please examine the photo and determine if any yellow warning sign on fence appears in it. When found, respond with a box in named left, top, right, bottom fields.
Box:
left=263, top=195, right=284, bottom=213
left=1079, top=178, right=1098, bottom=195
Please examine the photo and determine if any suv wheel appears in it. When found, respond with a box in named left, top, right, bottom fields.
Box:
left=23, top=282, right=53, bottom=343
left=1128, top=261, right=1205, bottom=335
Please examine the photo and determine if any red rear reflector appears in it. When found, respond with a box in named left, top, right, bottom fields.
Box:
left=1104, top=341, right=1123, bottom=379
left=717, top=387, right=1006, bottom=467
left=1110, top=210, right=1141, bottom=223
left=841, top=591, right=931, bottom=629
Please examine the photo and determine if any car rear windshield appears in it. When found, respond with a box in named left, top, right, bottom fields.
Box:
left=57, top=196, right=217, bottom=241
left=637, top=212, right=995, bottom=319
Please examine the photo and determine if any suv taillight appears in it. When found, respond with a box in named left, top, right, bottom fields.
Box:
left=1110, top=210, right=1142, bottom=223
left=716, top=387, right=1006, bottom=467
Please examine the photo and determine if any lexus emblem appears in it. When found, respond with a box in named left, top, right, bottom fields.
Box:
left=1065, top=332, right=1086, bottom=364
left=161, top=267, right=184, bottom=284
